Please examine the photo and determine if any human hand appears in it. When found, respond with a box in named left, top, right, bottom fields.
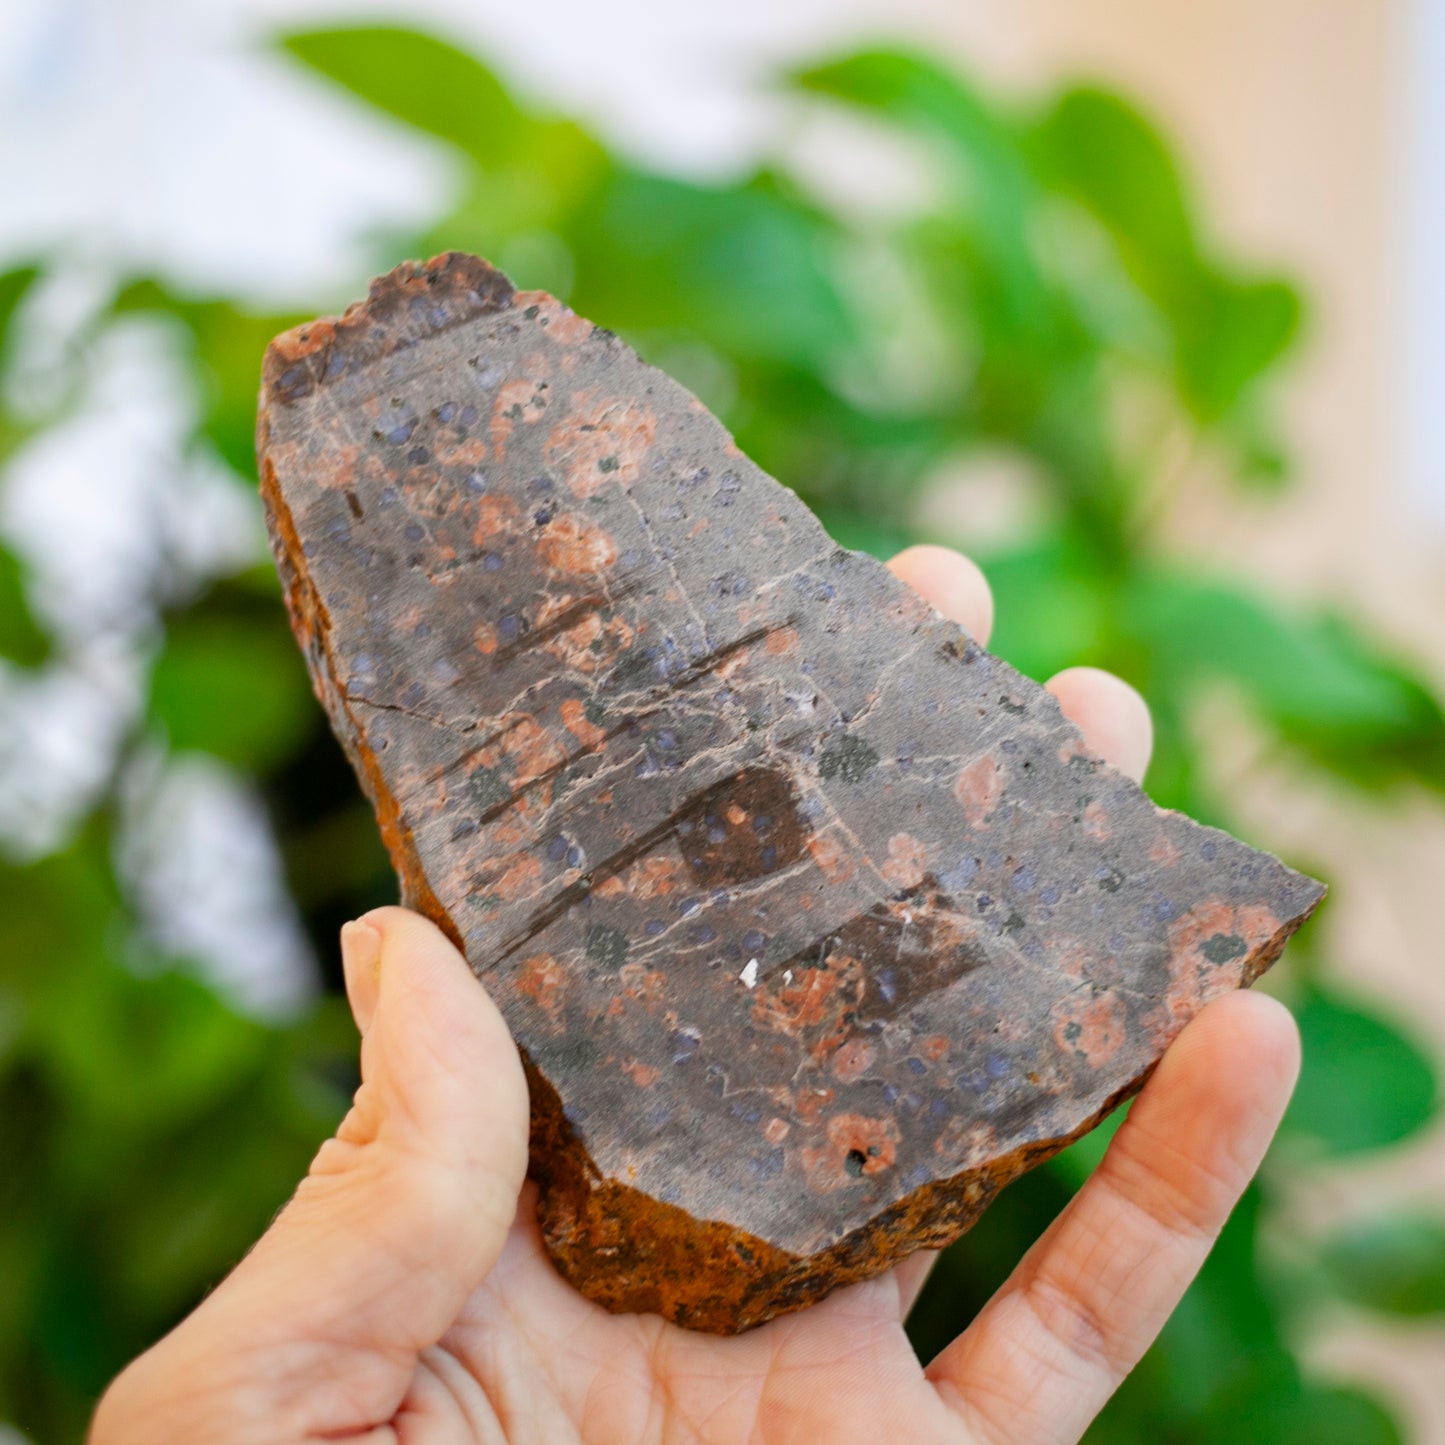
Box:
left=91, top=546, right=1300, bottom=1445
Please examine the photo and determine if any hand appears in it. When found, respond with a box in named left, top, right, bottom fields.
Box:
left=91, top=546, right=1300, bottom=1445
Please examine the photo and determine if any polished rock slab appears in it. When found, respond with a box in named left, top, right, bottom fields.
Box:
left=258, top=252, right=1324, bottom=1333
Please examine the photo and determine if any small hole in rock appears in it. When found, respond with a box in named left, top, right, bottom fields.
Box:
left=844, top=1149, right=867, bottom=1177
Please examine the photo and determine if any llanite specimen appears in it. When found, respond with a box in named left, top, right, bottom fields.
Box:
left=258, top=253, right=1324, bottom=1333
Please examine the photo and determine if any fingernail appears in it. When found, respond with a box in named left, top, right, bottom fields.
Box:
left=340, top=917, right=383, bottom=1035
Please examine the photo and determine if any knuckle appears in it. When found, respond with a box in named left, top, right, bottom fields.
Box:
left=1105, top=1124, right=1237, bottom=1243
left=1019, top=1270, right=1121, bottom=1378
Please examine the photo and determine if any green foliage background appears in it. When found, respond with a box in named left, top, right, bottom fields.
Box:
left=2, top=26, right=1443, bottom=1442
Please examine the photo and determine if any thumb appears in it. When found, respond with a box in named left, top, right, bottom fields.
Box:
left=245, top=906, right=531, bottom=1349
left=94, top=907, right=530, bottom=1444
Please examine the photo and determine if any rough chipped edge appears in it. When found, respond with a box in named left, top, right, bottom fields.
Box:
left=261, top=252, right=516, bottom=407
left=257, top=455, right=461, bottom=945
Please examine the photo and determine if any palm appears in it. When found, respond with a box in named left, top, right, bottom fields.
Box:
left=427, top=1188, right=948, bottom=1443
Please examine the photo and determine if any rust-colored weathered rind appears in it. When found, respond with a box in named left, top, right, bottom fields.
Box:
left=257, top=252, right=1325, bottom=1334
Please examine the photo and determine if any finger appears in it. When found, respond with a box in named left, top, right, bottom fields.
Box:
left=95, top=908, right=530, bottom=1443
left=889, top=544, right=994, bottom=645
left=926, top=991, right=1299, bottom=1445
left=341, top=916, right=382, bottom=1033
left=1046, top=665, right=1153, bottom=784
left=893, top=1247, right=940, bottom=1321
left=247, top=907, right=529, bottom=1358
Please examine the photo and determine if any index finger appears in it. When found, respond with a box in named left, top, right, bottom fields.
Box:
left=924, top=990, right=1301, bottom=1444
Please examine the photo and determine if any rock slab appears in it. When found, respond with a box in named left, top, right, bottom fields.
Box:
left=257, top=252, right=1324, bottom=1333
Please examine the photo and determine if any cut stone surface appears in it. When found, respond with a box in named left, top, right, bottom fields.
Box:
left=257, top=252, right=1325, bottom=1334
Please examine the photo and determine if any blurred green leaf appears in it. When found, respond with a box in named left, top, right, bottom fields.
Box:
left=0, top=263, right=39, bottom=369
left=38, top=966, right=269, bottom=1134
left=1030, top=89, right=1303, bottom=424
left=574, top=168, right=854, bottom=373
left=1099, top=1337, right=1404, bottom=1443
left=1031, top=87, right=1199, bottom=281
left=0, top=542, right=51, bottom=668
left=1286, top=988, right=1439, bottom=1155
left=1221, top=401, right=1294, bottom=494
left=724, top=359, right=953, bottom=521
left=1194, top=1352, right=1403, bottom=1445
left=0, top=829, right=121, bottom=987
left=1177, top=274, right=1303, bottom=422
left=148, top=610, right=316, bottom=770
left=1131, top=575, right=1397, bottom=726
left=813, top=508, right=915, bottom=562
left=1321, top=1214, right=1445, bottom=1317
left=979, top=537, right=1110, bottom=681
left=417, top=130, right=609, bottom=255
left=1129, top=573, right=1445, bottom=789
left=281, top=800, right=393, bottom=909
left=795, top=48, right=1026, bottom=230
left=113, top=279, right=304, bottom=479
left=0, top=1212, right=41, bottom=1379
left=280, top=25, right=531, bottom=167
left=32, top=1234, right=120, bottom=1404
left=795, top=52, right=1047, bottom=337
left=108, top=1076, right=326, bottom=1315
